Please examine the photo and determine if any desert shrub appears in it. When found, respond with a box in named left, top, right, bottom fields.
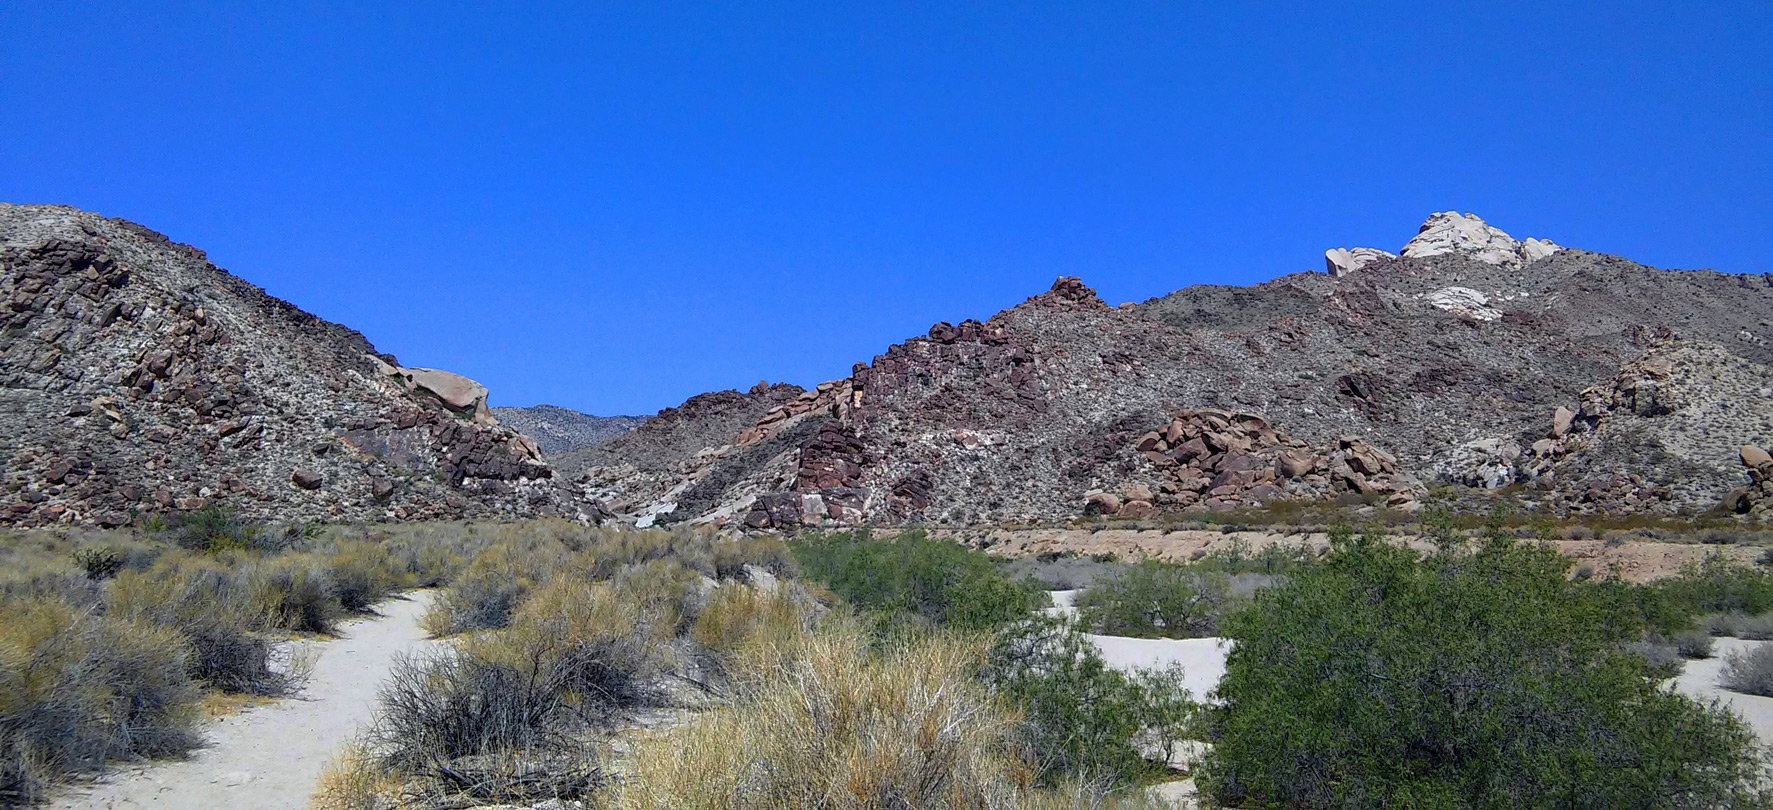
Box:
left=323, top=540, right=404, bottom=612
left=690, top=584, right=814, bottom=688
left=711, top=534, right=799, bottom=581
left=72, top=546, right=125, bottom=580
left=247, top=554, right=342, bottom=633
left=0, top=599, right=200, bottom=804
left=421, top=535, right=572, bottom=635
left=613, top=621, right=1027, bottom=810
left=1624, top=638, right=1684, bottom=678
left=1707, top=612, right=1741, bottom=637
left=1734, top=613, right=1773, bottom=641
left=1073, top=561, right=1231, bottom=639
left=791, top=529, right=1040, bottom=630
left=370, top=648, right=579, bottom=771
left=107, top=558, right=301, bottom=695
left=1720, top=643, right=1773, bottom=697
left=1659, top=552, right=1773, bottom=617
left=1675, top=630, right=1716, bottom=659
left=1199, top=533, right=1769, bottom=808
left=985, top=616, right=1197, bottom=787
left=162, top=506, right=285, bottom=554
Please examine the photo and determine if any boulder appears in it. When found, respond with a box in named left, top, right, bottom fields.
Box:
left=1551, top=406, right=1574, bottom=438
left=1743, top=445, right=1772, bottom=470
left=1324, top=247, right=1396, bottom=277
left=404, top=368, right=492, bottom=420
left=290, top=468, right=324, bottom=490
left=1119, top=500, right=1154, bottom=518
left=1275, top=451, right=1314, bottom=479
left=1122, top=483, right=1154, bottom=503
left=1084, top=492, right=1122, bottom=516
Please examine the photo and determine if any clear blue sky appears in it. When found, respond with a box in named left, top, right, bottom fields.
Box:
left=4, top=2, right=1769, bottom=416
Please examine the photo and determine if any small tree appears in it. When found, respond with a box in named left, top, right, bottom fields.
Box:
left=1200, top=532, right=1769, bottom=808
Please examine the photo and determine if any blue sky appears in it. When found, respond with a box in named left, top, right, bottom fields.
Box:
left=3, top=2, right=1769, bottom=415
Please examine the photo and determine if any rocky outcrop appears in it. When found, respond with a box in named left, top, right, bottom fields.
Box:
left=1099, top=409, right=1421, bottom=515
left=0, top=204, right=595, bottom=526
left=1400, top=212, right=1562, bottom=268
left=1520, top=340, right=1773, bottom=514
left=1324, top=247, right=1395, bottom=277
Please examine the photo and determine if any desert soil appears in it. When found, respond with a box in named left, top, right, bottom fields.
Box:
left=52, top=590, right=436, bottom=810
left=971, top=527, right=1761, bottom=582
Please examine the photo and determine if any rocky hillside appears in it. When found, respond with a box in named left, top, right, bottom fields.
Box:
left=488, top=405, right=645, bottom=456
left=578, top=212, right=1773, bottom=529
left=0, top=204, right=599, bottom=527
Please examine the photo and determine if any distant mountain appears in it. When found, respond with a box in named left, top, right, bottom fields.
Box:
left=489, top=405, right=646, bottom=456
left=573, top=212, right=1773, bottom=529
left=0, top=204, right=599, bottom=527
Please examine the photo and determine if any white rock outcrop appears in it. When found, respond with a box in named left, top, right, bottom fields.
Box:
left=1423, top=286, right=1503, bottom=321
left=1400, top=212, right=1562, bottom=268
left=1324, top=247, right=1396, bottom=277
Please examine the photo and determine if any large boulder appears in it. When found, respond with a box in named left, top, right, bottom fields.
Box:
left=1743, top=445, right=1772, bottom=470
left=1324, top=247, right=1395, bottom=277
left=403, top=368, right=492, bottom=422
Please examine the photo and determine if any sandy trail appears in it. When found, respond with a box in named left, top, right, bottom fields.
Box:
left=54, top=590, right=436, bottom=810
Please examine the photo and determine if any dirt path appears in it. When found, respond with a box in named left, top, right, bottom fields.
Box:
left=54, top=590, right=436, bottom=810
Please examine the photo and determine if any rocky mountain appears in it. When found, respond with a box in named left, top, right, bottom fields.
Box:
left=0, top=204, right=600, bottom=527
left=577, top=212, right=1773, bottom=529
left=488, top=405, right=646, bottom=456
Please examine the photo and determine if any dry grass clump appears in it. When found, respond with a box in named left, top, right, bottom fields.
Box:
left=613, top=620, right=1031, bottom=810
left=421, top=534, right=574, bottom=636
left=0, top=599, right=199, bottom=805
left=690, top=583, right=819, bottom=690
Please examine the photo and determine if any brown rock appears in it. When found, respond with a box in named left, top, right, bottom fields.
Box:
left=1084, top=492, right=1122, bottom=516
left=1743, top=445, right=1773, bottom=470
left=1120, top=499, right=1154, bottom=518
left=371, top=478, right=395, bottom=499
left=1275, top=451, right=1314, bottom=479
left=1172, top=436, right=1209, bottom=464
left=1136, top=432, right=1163, bottom=452
left=1122, top=483, right=1154, bottom=503
left=1551, top=406, right=1575, bottom=437
left=291, top=468, right=324, bottom=490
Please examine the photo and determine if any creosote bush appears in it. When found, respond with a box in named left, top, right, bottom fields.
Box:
left=1200, top=531, right=1770, bottom=808
left=1073, top=561, right=1232, bottom=639
left=985, top=616, right=1197, bottom=787
left=791, top=529, right=1041, bottom=630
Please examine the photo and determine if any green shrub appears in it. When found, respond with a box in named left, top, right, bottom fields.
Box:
left=984, top=616, right=1197, bottom=788
left=1073, top=561, right=1231, bottom=639
left=162, top=506, right=284, bottom=554
left=1200, top=533, right=1769, bottom=808
left=791, top=529, right=1040, bottom=629
left=1659, top=552, right=1773, bottom=617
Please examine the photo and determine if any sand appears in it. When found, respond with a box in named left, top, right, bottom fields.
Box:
left=53, top=590, right=436, bottom=810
